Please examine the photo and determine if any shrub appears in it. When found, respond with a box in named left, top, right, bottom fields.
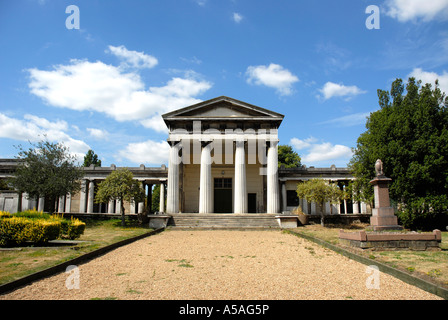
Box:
left=0, top=217, right=60, bottom=246
left=0, top=210, right=86, bottom=246
left=59, top=217, right=86, bottom=240
left=0, top=211, right=11, bottom=218
left=14, top=209, right=51, bottom=220
left=397, top=195, right=448, bottom=230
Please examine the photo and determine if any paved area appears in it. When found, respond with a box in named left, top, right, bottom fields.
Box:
left=0, top=230, right=442, bottom=300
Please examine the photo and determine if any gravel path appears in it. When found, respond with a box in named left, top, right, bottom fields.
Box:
left=0, top=230, right=442, bottom=300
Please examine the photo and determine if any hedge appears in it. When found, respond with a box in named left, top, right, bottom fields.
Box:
left=0, top=217, right=60, bottom=246
left=0, top=210, right=86, bottom=246
left=59, top=217, right=86, bottom=240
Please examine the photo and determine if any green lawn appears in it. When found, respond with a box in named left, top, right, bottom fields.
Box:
left=293, top=223, right=448, bottom=289
left=0, top=219, right=152, bottom=286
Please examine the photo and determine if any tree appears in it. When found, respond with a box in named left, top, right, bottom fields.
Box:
left=349, top=77, right=448, bottom=229
left=95, top=168, right=145, bottom=226
left=152, top=184, right=168, bottom=213
left=151, top=184, right=160, bottom=213
left=278, top=145, right=301, bottom=168
left=83, top=149, right=102, bottom=167
left=9, top=139, right=83, bottom=213
left=296, top=179, right=342, bottom=226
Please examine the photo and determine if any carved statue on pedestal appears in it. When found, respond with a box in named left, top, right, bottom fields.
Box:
left=375, top=159, right=384, bottom=177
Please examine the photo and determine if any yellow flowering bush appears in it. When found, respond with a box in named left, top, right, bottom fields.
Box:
left=0, top=217, right=60, bottom=246
left=0, top=210, right=85, bottom=246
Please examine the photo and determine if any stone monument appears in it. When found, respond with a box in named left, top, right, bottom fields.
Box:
left=368, top=159, right=403, bottom=231
left=339, top=159, right=441, bottom=250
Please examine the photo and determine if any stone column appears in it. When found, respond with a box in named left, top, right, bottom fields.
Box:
left=79, top=179, right=87, bottom=213
left=138, top=202, right=144, bottom=214
left=130, top=201, right=136, bottom=214
left=159, top=182, right=165, bottom=213
left=21, top=193, right=30, bottom=211
left=108, top=200, right=115, bottom=213
left=38, top=196, right=45, bottom=212
left=58, top=196, right=65, bottom=213
left=146, top=183, right=153, bottom=214
left=267, top=141, right=280, bottom=214
left=281, top=181, right=287, bottom=212
left=234, top=140, right=247, bottom=214
left=87, top=180, right=95, bottom=213
left=65, top=193, right=72, bottom=213
left=352, top=193, right=359, bottom=214
left=361, top=202, right=367, bottom=214
left=199, top=142, right=213, bottom=214
left=116, top=199, right=121, bottom=214
left=166, top=141, right=180, bottom=214
left=302, top=198, right=308, bottom=214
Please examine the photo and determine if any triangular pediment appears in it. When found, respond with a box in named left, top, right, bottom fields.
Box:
left=162, top=96, right=284, bottom=121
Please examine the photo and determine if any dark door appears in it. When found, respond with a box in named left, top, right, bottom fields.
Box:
left=248, top=193, right=257, bottom=213
left=214, top=178, right=232, bottom=213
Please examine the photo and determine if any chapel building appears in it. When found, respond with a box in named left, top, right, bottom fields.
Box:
left=0, top=96, right=369, bottom=217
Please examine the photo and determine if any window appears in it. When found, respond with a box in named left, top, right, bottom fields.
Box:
left=214, top=178, right=232, bottom=189
left=286, top=190, right=299, bottom=207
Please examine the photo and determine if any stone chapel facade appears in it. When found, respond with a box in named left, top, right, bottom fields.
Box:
left=0, top=96, right=369, bottom=216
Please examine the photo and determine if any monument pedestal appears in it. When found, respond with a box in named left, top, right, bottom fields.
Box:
left=368, top=175, right=402, bottom=231
left=339, top=159, right=440, bottom=251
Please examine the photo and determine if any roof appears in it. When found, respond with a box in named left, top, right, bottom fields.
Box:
left=162, top=96, right=284, bottom=127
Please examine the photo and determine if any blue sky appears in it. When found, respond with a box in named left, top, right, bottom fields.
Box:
left=1, top=0, right=448, bottom=168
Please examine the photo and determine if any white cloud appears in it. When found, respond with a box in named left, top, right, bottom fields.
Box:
left=246, top=63, right=299, bottom=96
left=319, top=82, right=366, bottom=100
left=194, top=0, right=207, bottom=6
left=385, top=0, right=448, bottom=22
left=318, top=112, right=371, bottom=127
left=408, top=68, right=448, bottom=95
left=27, top=50, right=212, bottom=132
left=233, top=12, right=243, bottom=23
left=290, top=137, right=353, bottom=167
left=107, top=45, right=158, bottom=69
left=0, top=113, right=90, bottom=162
left=140, top=115, right=168, bottom=133
left=118, top=140, right=170, bottom=165
left=87, top=128, right=109, bottom=140
left=290, top=137, right=318, bottom=150
left=303, top=143, right=353, bottom=164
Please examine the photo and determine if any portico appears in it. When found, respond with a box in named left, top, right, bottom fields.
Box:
left=162, top=96, right=284, bottom=214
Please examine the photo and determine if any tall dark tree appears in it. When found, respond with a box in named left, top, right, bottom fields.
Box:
left=9, top=140, right=83, bottom=213
left=349, top=77, right=448, bottom=229
left=83, top=149, right=102, bottom=167
left=278, top=145, right=301, bottom=168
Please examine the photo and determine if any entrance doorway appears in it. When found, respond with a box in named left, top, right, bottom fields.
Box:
left=248, top=193, right=257, bottom=213
left=214, top=178, right=232, bottom=213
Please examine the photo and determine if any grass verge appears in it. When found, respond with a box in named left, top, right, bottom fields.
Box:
left=0, top=219, right=153, bottom=286
left=291, top=223, right=448, bottom=290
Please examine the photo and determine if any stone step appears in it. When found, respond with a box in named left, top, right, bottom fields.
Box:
left=168, top=214, right=280, bottom=228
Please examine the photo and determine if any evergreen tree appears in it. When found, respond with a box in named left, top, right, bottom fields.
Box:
left=349, top=78, right=448, bottom=229
left=83, top=149, right=102, bottom=167
left=278, top=145, right=301, bottom=168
